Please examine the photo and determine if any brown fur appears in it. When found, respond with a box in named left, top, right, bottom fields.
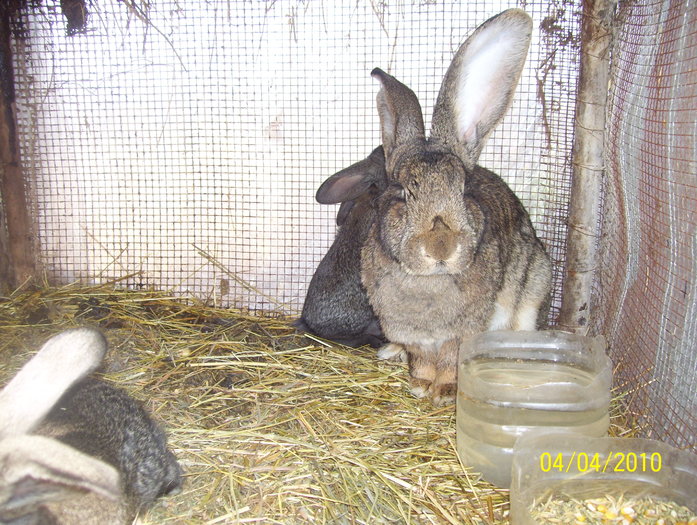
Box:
left=361, top=10, right=552, bottom=405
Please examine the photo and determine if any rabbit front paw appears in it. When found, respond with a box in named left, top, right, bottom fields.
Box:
left=376, top=343, right=407, bottom=362
left=431, top=383, right=457, bottom=406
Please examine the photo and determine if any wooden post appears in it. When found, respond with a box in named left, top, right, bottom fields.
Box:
left=558, top=0, right=615, bottom=332
left=0, top=6, right=36, bottom=289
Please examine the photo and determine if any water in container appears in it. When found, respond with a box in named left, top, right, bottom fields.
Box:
left=456, top=330, right=612, bottom=488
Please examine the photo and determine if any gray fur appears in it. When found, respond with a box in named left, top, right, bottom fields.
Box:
left=0, top=327, right=182, bottom=524
left=38, top=378, right=182, bottom=510
left=297, top=147, right=388, bottom=348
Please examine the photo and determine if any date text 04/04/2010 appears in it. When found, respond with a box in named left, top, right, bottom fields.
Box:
left=539, top=452, right=662, bottom=474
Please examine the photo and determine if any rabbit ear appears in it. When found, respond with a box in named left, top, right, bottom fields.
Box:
left=316, top=146, right=386, bottom=204
left=371, top=69, right=426, bottom=160
left=0, top=328, right=107, bottom=439
left=0, top=435, right=122, bottom=513
left=335, top=200, right=356, bottom=226
left=430, top=9, right=532, bottom=165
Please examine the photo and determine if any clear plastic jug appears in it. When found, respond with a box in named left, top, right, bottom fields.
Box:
left=456, top=330, right=611, bottom=488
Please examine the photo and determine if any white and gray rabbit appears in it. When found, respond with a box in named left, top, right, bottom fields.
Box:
left=360, top=9, right=553, bottom=405
left=296, top=146, right=389, bottom=348
left=0, top=327, right=182, bottom=524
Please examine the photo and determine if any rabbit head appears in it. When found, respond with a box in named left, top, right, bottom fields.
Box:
left=361, top=10, right=552, bottom=404
left=367, top=135, right=486, bottom=278
left=315, top=145, right=387, bottom=206
left=369, top=9, right=533, bottom=278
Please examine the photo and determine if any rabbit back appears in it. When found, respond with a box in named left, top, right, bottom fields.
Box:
left=298, top=147, right=388, bottom=348
left=38, top=377, right=182, bottom=510
left=299, top=189, right=385, bottom=348
left=460, top=164, right=551, bottom=331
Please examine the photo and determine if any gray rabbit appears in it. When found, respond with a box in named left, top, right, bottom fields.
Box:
left=296, top=146, right=389, bottom=349
left=0, top=327, right=182, bottom=524
left=360, top=10, right=553, bottom=405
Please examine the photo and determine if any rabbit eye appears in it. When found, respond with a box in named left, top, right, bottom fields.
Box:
left=388, top=183, right=407, bottom=203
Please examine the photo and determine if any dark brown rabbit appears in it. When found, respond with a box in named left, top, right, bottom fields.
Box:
left=296, top=147, right=389, bottom=348
left=360, top=9, right=552, bottom=405
left=0, top=327, right=182, bottom=524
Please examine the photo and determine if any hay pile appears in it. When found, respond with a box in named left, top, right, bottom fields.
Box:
left=0, top=281, right=636, bottom=524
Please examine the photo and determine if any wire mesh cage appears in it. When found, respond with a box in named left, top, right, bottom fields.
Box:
left=592, top=0, right=697, bottom=452
left=8, top=0, right=578, bottom=317
left=1, top=0, right=695, bottom=499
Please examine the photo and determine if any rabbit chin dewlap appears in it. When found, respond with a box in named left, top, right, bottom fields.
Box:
left=361, top=9, right=552, bottom=405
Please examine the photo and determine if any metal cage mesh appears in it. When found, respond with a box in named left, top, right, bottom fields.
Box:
left=593, top=0, right=697, bottom=450
left=6, top=0, right=695, bottom=458
left=11, top=0, right=578, bottom=318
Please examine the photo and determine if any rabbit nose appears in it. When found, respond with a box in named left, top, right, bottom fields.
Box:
left=425, top=216, right=457, bottom=262
left=432, top=216, right=450, bottom=231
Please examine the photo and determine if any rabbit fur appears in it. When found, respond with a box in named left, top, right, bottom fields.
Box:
left=361, top=9, right=552, bottom=405
left=297, top=146, right=389, bottom=348
left=0, top=327, right=182, bottom=524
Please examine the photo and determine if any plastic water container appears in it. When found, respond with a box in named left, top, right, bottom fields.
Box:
left=456, top=330, right=612, bottom=488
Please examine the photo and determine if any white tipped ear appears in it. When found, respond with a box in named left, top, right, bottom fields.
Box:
left=0, top=328, right=107, bottom=439
left=431, top=9, right=533, bottom=164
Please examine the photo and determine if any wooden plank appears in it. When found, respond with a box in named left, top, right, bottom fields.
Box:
left=0, top=7, right=36, bottom=289
left=558, top=0, right=614, bottom=332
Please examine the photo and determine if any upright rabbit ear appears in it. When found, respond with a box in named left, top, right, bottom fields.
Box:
left=430, top=9, right=533, bottom=166
left=0, top=328, right=107, bottom=439
left=371, top=69, right=426, bottom=161
left=316, top=146, right=386, bottom=204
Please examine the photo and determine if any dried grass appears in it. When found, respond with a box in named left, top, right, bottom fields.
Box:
left=0, top=281, right=638, bottom=524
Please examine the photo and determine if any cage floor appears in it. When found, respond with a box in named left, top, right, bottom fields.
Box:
left=0, top=282, right=635, bottom=524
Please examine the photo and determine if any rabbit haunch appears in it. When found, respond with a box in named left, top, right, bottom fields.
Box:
left=361, top=9, right=552, bottom=405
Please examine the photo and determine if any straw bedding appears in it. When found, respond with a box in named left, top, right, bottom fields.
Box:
left=0, top=281, right=636, bottom=524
